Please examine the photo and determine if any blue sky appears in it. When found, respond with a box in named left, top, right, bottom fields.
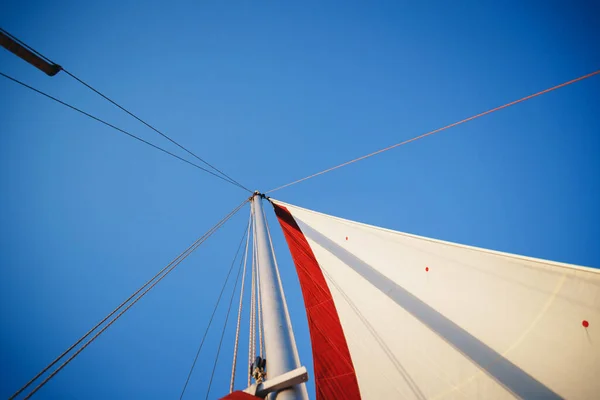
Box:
left=1, top=1, right=599, bottom=398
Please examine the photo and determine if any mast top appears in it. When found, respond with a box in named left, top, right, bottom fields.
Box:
left=253, top=191, right=270, bottom=201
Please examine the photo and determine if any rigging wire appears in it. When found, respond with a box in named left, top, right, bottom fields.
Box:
left=0, top=27, right=251, bottom=193
left=12, top=198, right=249, bottom=400
left=316, top=263, right=431, bottom=399
left=266, top=69, right=600, bottom=194
left=22, top=200, right=248, bottom=400
left=179, top=213, right=251, bottom=400
left=229, top=215, right=252, bottom=393
left=62, top=71, right=252, bottom=193
left=0, top=27, right=55, bottom=66
left=0, top=71, right=244, bottom=189
left=205, top=246, right=246, bottom=400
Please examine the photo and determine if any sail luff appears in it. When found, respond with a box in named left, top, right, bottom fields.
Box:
left=273, top=203, right=361, bottom=400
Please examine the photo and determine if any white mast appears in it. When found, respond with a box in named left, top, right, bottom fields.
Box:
left=250, top=193, right=308, bottom=400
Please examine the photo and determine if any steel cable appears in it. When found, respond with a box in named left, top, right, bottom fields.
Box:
left=179, top=213, right=251, bottom=399
left=266, top=70, right=600, bottom=193
left=12, top=198, right=249, bottom=400
left=0, top=28, right=250, bottom=192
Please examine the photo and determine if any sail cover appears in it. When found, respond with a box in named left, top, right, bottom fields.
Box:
left=271, top=199, right=600, bottom=400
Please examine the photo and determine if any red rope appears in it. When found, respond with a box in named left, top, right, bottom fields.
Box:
left=267, top=70, right=600, bottom=193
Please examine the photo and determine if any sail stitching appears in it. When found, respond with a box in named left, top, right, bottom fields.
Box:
left=431, top=273, right=568, bottom=400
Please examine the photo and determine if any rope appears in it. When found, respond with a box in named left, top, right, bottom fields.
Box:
left=262, top=204, right=300, bottom=365
left=248, top=208, right=257, bottom=385
left=12, top=198, right=249, bottom=400
left=266, top=69, right=600, bottom=193
left=229, top=214, right=253, bottom=393
left=254, top=203, right=264, bottom=360
left=252, top=208, right=260, bottom=361
left=0, top=72, right=247, bottom=190
left=205, top=247, right=246, bottom=400
left=256, top=248, right=264, bottom=359
left=0, top=27, right=251, bottom=193
left=179, top=214, right=251, bottom=399
left=11, top=230, right=207, bottom=399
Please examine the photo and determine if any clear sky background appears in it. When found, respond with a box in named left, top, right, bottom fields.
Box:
left=1, top=1, right=599, bottom=399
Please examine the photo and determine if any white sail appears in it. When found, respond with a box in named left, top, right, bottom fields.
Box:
left=271, top=199, right=600, bottom=400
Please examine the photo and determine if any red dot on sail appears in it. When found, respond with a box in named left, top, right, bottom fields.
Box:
left=345, top=237, right=348, bottom=241
left=425, top=267, right=429, bottom=272
left=582, top=320, right=589, bottom=328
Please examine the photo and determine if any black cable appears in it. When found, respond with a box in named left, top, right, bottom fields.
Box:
left=205, top=247, right=246, bottom=400
left=63, top=70, right=252, bottom=193
left=179, top=216, right=250, bottom=399
left=12, top=198, right=249, bottom=400
left=0, top=71, right=245, bottom=190
left=0, top=27, right=251, bottom=193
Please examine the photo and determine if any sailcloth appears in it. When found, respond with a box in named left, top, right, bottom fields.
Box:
left=271, top=199, right=600, bottom=400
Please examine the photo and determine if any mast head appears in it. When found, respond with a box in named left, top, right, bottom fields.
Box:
left=253, top=191, right=269, bottom=200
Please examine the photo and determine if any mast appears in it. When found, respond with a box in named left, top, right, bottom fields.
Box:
left=251, top=193, right=308, bottom=400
